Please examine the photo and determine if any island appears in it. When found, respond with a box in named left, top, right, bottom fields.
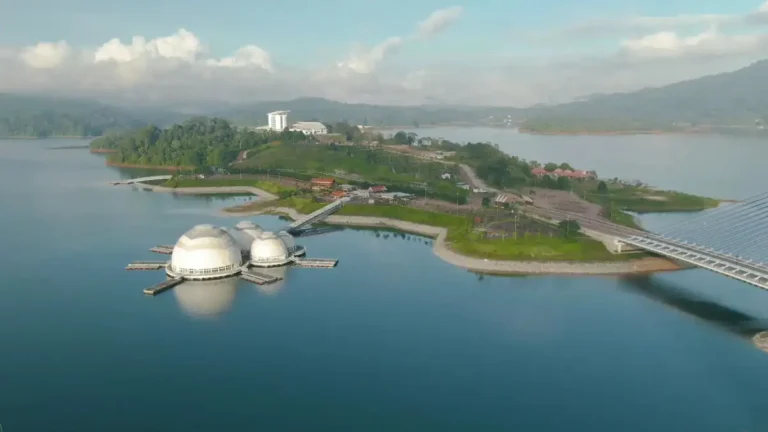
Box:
left=97, top=117, right=719, bottom=274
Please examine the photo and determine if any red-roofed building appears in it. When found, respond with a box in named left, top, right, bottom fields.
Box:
left=311, top=178, right=336, bottom=190
left=531, top=167, right=547, bottom=176
left=369, top=185, right=388, bottom=194
left=331, top=190, right=347, bottom=200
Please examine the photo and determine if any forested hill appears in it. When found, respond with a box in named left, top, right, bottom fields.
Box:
left=216, top=97, right=512, bottom=127
left=91, top=117, right=308, bottom=167
left=0, top=93, right=183, bottom=138
left=521, top=59, right=768, bottom=133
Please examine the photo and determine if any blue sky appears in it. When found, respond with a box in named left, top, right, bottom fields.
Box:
left=1, top=0, right=768, bottom=105
left=2, top=0, right=762, bottom=63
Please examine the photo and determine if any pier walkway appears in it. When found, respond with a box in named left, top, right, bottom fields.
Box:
left=110, top=175, right=172, bottom=185
left=126, top=261, right=167, bottom=271
left=286, top=197, right=350, bottom=234
left=240, top=270, right=283, bottom=285
left=293, top=258, right=338, bottom=268
left=143, top=278, right=184, bottom=295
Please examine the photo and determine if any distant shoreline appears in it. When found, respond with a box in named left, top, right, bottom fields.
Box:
left=517, top=128, right=701, bottom=136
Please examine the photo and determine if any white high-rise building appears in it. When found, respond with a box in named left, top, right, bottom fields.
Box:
left=267, top=111, right=289, bottom=131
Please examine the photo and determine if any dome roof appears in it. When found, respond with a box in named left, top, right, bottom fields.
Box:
left=169, top=224, right=243, bottom=279
left=231, top=220, right=264, bottom=251
left=173, top=277, right=238, bottom=318
left=278, top=231, right=296, bottom=252
left=250, top=231, right=291, bottom=266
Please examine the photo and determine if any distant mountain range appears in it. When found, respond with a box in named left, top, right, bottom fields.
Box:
left=214, top=97, right=512, bottom=128
left=3, top=59, right=768, bottom=137
left=520, top=59, right=768, bottom=133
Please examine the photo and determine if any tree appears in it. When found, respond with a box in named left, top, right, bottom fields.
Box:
left=482, top=197, right=491, bottom=208
left=558, top=220, right=581, bottom=238
left=544, top=162, right=558, bottom=172
left=558, top=162, right=574, bottom=170
left=393, top=131, right=411, bottom=145
left=597, top=180, right=608, bottom=194
left=556, top=176, right=571, bottom=191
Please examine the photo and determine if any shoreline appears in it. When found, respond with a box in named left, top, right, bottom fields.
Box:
left=224, top=205, right=682, bottom=276
left=128, top=182, right=279, bottom=200
left=106, top=161, right=195, bottom=171
left=517, top=128, right=701, bottom=136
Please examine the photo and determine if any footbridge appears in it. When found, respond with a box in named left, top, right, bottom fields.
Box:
left=286, top=197, right=351, bottom=234
left=619, top=192, right=768, bottom=290
left=111, top=175, right=172, bottom=185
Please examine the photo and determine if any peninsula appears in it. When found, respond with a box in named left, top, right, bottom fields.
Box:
left=101, top=116, right=719, bottom=274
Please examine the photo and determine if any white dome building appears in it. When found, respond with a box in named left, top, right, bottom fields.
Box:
left=231, top=221, right=264, bottom=252
left=277, top=231, right=305, bottom=257
left=167, top=224, right=244, bottom=280
left=250, top=231, right=292, bottom=267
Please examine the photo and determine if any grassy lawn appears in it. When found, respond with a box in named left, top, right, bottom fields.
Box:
left=576, top=180, right=718, bottom=213
left=450, top=233, right=641, bottom=261
left=239, top=141, right=453, bottom=185
left=164, top=178, right=295, bottom=195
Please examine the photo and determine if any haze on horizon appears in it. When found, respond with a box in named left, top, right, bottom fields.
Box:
left=3, top=0, right=768, bottom=108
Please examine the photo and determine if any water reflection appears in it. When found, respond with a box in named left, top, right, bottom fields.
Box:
left=174, top=277, right=239, bottom=318
left=621, top=275, right=768, bottom=338
left=252, top=266, right=288, bottom=296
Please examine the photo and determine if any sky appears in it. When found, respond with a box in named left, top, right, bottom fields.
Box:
left=2, top=0, right=768, bottom=107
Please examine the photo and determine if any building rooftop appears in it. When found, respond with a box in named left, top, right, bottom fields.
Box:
left=268, top=110, right=290, bottom=115
left=291, top=121, right=326, bottom=130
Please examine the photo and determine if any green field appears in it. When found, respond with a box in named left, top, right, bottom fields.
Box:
left=576, top=180, right=718, bottom=213
left=240, top=142, right=454, bottom=185
left=163, top=178, right=295, bottom=195
left=243, top=199, right=647, bottom=262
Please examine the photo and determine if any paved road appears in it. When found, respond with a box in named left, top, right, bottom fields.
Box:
left=526, top=206, right=645, bottom=238
left=459, top=164, right=498, bottom=192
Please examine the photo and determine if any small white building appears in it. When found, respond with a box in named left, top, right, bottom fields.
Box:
left=267, top=111, right=289, bottom=131
left=289, top=121, right=328, bottom=135
left=441, top=173, right=452, bottom=180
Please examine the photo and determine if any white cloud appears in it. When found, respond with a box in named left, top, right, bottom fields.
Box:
left=20, top=41, right=71, bottom=69
left=621, top=28, right=768, bottom=58
left=93, top=29, right=204, bottom=63
left=336, top=7, right=463, bottom=75
left=3, top=3, right=768, bottom=108
left=206, top=45, right=273, bottom=71
left=417, top=6, right=464, bottom=37
left=336, top=37, right=403, bottom=74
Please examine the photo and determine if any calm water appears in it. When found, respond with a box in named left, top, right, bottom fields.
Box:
left=2, top=138, right=768, bottom=431
left=399, top=127, right=768, bottom=200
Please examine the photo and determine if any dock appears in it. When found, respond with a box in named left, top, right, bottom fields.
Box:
left=150, top=245, right=174, bottom=254
left=126, top=261, right=167, bottom=271
left=293, top=258, right=339, bottom=268
left=143, top=278, right=184, bottom=296
left=239, top=270, right=283, bottom=285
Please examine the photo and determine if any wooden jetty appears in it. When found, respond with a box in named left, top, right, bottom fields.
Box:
left=240, top=270, right=282, bottom=285
left=143, top=278, right=184, bottom=296
left=126, top=261, right=167, bottom=271
left=293, top=258, right=338, bottom=268
left=150, top=245, right=174, bottom=254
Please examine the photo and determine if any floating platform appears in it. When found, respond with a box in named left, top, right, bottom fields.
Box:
left=293, top=258, right=339, bottom=268
left=240, top=270, right=283, bottom=285
left=143, top=278, right=184, bottom=296
left=150, top=245, right=174, bottom=254
left=126, top=261, right=167, bottom=271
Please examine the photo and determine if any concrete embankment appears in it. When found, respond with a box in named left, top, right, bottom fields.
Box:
left=235, top=206, right=681, bottom=276
left=134, top=183, right=279, bottom=201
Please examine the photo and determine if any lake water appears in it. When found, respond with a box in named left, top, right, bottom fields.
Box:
left=398, top=127, right=768, bottom=200
left=2, top=138, right=768, bottom=431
